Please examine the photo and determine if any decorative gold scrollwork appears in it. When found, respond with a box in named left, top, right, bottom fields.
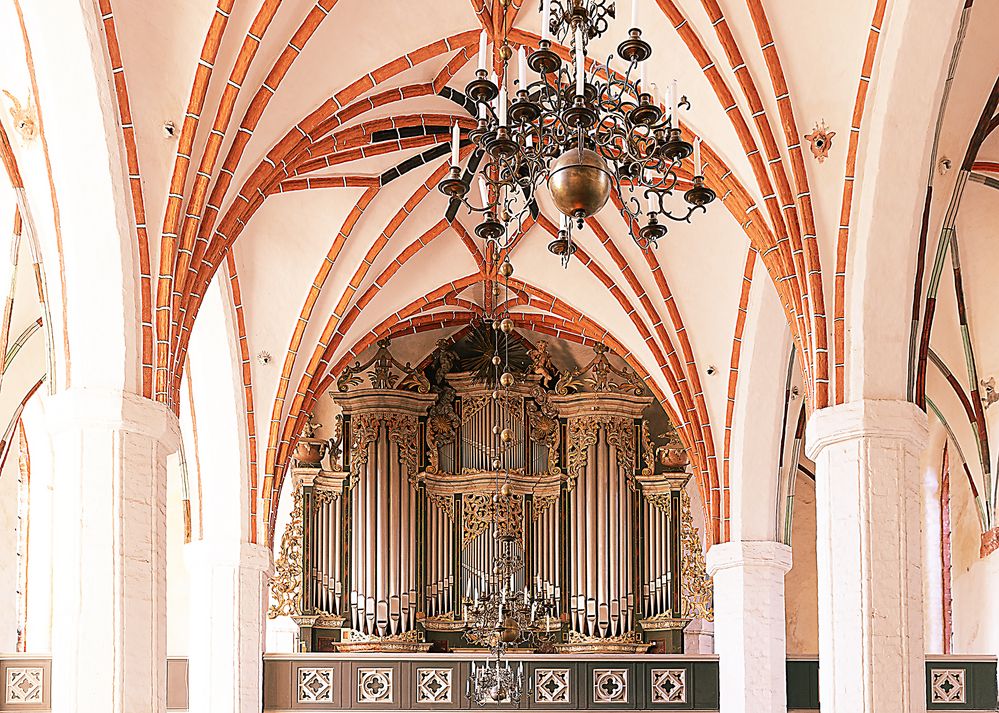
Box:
left=566, top=416, right=635, bottom=491
left=427, top=492, right=455, bottom=521
left=679, top=489, right=713, bottom=622
left=336, top=338, right=431, bottom=393
left=269, top=487, right=304, bottom=619
left=532, top=494, right=558, bottom=520
left=461, top=493, right=524, bottom=548
left=555, top=342, right=643, bottom=395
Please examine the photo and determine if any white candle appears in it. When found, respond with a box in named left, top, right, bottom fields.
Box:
left=631, top=0, right=638, bottom=27
left=693, top=137, right=702, bottom=175
left=541, top=0, right=551, bottom=41
left=498, top=87, right=507, bottom=125
left=575, top=27, right=585, bottom=96
left=671, top=78, right=679, bottom=125
left=560, top=213, right=568, bottom=231
left=478, top=176, right=489, bottom=206
left=451, top=122, right=460, bottom=166
left=639, top=62, right=646, bottom=95
left=518, top=46, right=527, bottom=89
left=478, top=30, right=488, bottom=71
left=523, top=586, right=529, bottom=604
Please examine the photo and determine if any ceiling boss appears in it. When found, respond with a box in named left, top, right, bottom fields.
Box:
left=440, top=0, right=716, bottom=262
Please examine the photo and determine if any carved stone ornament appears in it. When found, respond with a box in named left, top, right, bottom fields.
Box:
left=336, top=338, right=431, bottom=393
left=294, top=413, right=327, bottom=467
left=679, top=489, right=714, bottom=621
left=346, top=412, right=420, bottom=487
left=528, top=384, right=561, bottom=474
left=804, top=121, right=835, bottom=163
left=269, top=486, right=304, bottom=618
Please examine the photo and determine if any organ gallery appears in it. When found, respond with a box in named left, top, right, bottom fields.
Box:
left=269, top=330, right=713, bottom=654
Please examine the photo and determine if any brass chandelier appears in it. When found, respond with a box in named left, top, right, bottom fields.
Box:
left=440, top=0, right=716, bottom=262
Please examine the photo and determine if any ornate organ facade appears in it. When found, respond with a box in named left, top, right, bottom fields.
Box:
left=270, top=336, right=712, bottom=654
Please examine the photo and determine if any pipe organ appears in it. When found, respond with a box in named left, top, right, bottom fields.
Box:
left=269, top=337, right=713, bottom=654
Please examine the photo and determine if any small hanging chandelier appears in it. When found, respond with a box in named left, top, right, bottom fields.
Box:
left=440, top=0, right=716, bottom=262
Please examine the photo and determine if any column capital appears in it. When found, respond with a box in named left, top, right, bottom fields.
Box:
left=43, top=386, right=180, bottom=450
left=805, top=398, right=927, bottom=461
left=184, top=540, right=273, bottom=574
left=705, top=540, right=792, bottom=577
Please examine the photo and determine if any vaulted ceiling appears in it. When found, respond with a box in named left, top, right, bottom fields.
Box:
left=1, top=0, right=997, bottom=548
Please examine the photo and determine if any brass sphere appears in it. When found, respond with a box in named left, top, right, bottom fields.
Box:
left=492, top=493, right=500, bottom=503
left=500, top=318, right=514, bottom=333
left=492, top=355, right=502, bottom=365
left=500, top=372, right=515, bottom=387
left=492, top=458, right=501, bottom=469
left=491, top=319, right=500, bottom=330
left=499, top=43, right=513, bottom=61
left=492, top=425, right=501, bottom=435
left=500, top=428, right=514, bottom=443
left=500, top=482, right=513, bottom=497
left=499, top=260, right=514, bottom=277
left=499, top=616, right=520, bottom=643
left=547, top=148, right=613, bottom=219
left=491, top=390, right=500, bottom=400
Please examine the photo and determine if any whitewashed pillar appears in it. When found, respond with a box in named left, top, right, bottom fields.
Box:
left=45, top=387, right=179, bottom=713
left=806, top=399, right=927, bottom=713
left=185, top=541, right=272, bottom=713
left=706, top=541, right=792, bottom=713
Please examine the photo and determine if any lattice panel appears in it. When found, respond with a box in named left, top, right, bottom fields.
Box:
left=650, top=669, right=686, bottom=704
left=357, top=668, right=394, bottom=704
left=5, top=667, right=43, bottom=704
left=297, top=667, right=334, bottom=704
left=415, top=668, right=452, bottom=704
left=535, top=668, right=571, bottom=704
left=593, top=669, right=629, bottom=704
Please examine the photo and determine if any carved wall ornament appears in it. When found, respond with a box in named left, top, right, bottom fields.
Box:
left=528, top=384, right=561, bottom=474
left=560, top=630, right=647, bottom=654
left=650, top=669, right=687, bottom=704
left=5, top=666, right=43, bottom=704
left=348, top=413, right=381, bottom=488
left=804, top=121, right=835, bottom=163
left=534, top=668, right=571, bottom=704
left=555, top=342, right=643, bottom=395
left=357, top=668, right=393, bottom=704
left=336, top=338, right=431, bottom=393
left=2, top=90, right=37, bottom=143
left=679, top=489, right=714, bottom=621
left=269, top=486, right=304, bottom=618
left=387, top=413, right=420, bottom=481
left=929, top=669, right=966, bottom=704
left=416, top=668, right=453, bottom=703
left=645, top=492, right=672, bottom=514
left=298, top=667, right=335, bottom=704
left=338, top=627, right=431, bottom=653
left=592, top=669, right=629, bottom=704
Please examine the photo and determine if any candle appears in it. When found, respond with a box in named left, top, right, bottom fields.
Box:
left=451, top=122, right=460, bottom=166
left=478, top=176, right=489, bottom=206
left=498, top=87, right=507, bottom=125
left=560, top=213, right=568, bottom=231
left=631, top=0, right=638, bottom=27
left=541, top=0, right=551, bottom=41
left=478, top=30, right=488, bottom=71
left=518, top=46, right=527, bottom=89
left=693, top=137, right=702, bottom=176
left=523, top=586, right=529, bottom=604
left=671, top=78, right=679, bottom=125
left=639, top=62, right=646, bottom=96
left=575, top=27, right=585, bottom=96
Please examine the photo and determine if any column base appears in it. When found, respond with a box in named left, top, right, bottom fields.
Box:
left=707, top=541, right=792, bottom=713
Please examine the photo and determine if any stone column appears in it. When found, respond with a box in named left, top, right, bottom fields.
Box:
left=46, top=388, right=179, bottom=713
left=706, top=541, right=792, bottom=713
left=185, top=541, right=272, bottom=713
left=806, top=399, right=927, bottom=713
